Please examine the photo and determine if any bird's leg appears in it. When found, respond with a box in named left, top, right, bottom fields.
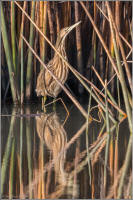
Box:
left=45, top=97, right=69, bottom=125
left=42, top=96, right=47, bottom=112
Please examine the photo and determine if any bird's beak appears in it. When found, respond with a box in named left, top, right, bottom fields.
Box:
left=67, top=21, right=81, bottom=35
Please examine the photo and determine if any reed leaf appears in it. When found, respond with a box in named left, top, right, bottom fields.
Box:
left=104, top=79, right=110, bottom=189
left=21, top=38, right=24, bottom=104
left=1, top=3, right=19, bottom=103
left=86, top=87, right=92, bottom=185
left=26, top=1, right=35, bottom=100
left=11, top=2, right=17, bottom=74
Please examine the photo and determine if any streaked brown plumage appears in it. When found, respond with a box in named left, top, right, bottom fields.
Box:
left=36, top=21, right=81, bottom=99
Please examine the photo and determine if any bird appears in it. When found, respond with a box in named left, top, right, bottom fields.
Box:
left=36, top=21, right=81, bottom=109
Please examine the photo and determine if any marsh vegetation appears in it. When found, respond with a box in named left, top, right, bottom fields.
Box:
left=1, top=1, right=132, bottom=199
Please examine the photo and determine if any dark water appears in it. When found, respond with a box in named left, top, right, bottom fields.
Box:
left=1, top=102, right=131, bottom=199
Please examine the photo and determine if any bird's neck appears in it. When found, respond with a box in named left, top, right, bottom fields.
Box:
left=54, top=41, right=67, bottom=60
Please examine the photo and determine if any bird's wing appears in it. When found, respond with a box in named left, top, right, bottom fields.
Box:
left=44, top=61, right=54, bottom=88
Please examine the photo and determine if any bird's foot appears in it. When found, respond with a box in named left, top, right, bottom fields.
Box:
left=42, top=96, right=47, bottom=113
left=53, top=98, right=56, bottom=111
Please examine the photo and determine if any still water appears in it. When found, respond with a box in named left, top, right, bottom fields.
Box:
left=1, top=102, right=131, bottom=199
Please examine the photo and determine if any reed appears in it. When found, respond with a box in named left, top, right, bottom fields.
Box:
left=21, top=38, right=24, bottom=104
left=75, top=1, right=83, bottom=94
left=85, top=87, right=92, bottom=185
left=26, top=1, right=35, bottom=100
left=11, top=2, right=17, bottom=74
left=1, top=3, right=19, bottom=103
left=47, top=2, right=55, bottom=57
left=104, top=80, right=110, bottom=189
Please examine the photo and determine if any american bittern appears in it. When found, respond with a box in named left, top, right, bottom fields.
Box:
left=36, top=21, right=81, bottom=107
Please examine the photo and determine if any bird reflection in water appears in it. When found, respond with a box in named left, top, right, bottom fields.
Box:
left=36, top=112, right=68, bottom=191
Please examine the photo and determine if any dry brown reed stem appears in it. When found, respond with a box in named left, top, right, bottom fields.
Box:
left=75, top=2, right=83, bottom=81
left=18, top=2, right=27, bottom=52
left=39, top=1, right=45, bottom=64
left=115, top=1, right=120, bottom=34
left=80, top=2, right=120, bottom=80
left=55, top=4, right=60, bottom=33
left=96, top=3, right=132, bottom=49
left=33, top=2, right=39, bottom=86
left=43, top=2, right=47, bottom=36
left=47, top=2, right=55, bottom=57
left=22, top=34, right=88, bottom=120
left=106, top=2, right=132, bottom=93
left=63, top=2, right=70, bottom=27
left=67, top=1, right=71, bottom=25
left=92, top=65, right=106, bottom=89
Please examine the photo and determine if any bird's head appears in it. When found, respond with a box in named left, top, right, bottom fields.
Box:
left=56, top=21, right=81, bottom=46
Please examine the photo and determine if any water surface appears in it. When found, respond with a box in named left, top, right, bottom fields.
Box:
left=1, top=102, right=131, bottom=199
